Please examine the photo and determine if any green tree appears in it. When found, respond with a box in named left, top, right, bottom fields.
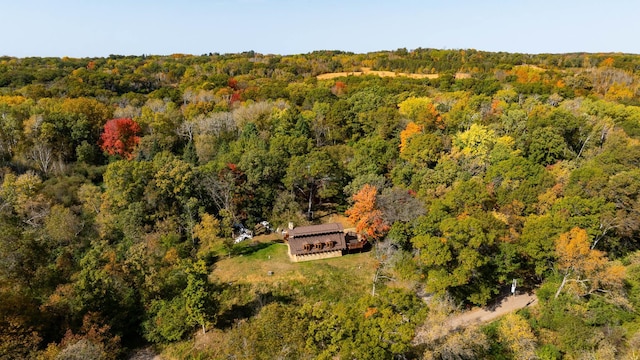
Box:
left=100, top=160, right=153, bottom=213
left=347, top=135, right=397, bottom=178
left=485, top=155, right=553, bottom=212
left=400, top=132, right=444, bottom=168
left=284, top=149, right=342, bottom=220
left=183, top=260, right=213, bottom=335
left=44, top=205, right=82, bottom=245
left=527, top=127, right=573, bottom=165
left=413, top=212, right=506, bottom=305
left=72, top=242, right=141, bottom=341
left=150, top=151, right=195, bottom=216
left=142, top=297, right=190, bottom=343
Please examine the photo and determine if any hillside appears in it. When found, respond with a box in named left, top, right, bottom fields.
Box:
left=2, top=49, right=640, bottom=359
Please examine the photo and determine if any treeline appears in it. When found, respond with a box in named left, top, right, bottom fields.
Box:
left=372, top=48, right=640, bottom=73
left=3, top=49, right=640, bottom=94
left=1, top=49, right=640, bottom=358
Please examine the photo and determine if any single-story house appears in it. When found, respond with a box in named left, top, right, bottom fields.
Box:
left=286, top=223, right=347, bottom=262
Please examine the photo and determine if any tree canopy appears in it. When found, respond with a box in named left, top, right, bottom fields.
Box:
left=2, top=49, right=640, bottom=358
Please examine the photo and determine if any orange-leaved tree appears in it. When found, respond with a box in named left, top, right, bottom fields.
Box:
left=554, top=227, right=625, bottom=298
left=99, top=118, right=141, bottom=160
left=345, top=184, right=389, bottom=241
left=399, top=121, right=423, bottom=155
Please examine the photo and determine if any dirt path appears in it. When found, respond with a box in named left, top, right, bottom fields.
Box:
left=128, top=348, right=162, bottom=360
left=448, top=293, right=537, bottom=329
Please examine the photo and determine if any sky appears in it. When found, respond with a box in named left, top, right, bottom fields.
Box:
left=1, top=0, right=639, bottom=58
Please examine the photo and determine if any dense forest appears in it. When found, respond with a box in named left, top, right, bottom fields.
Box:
left=2, top=48, right=640, bottom=359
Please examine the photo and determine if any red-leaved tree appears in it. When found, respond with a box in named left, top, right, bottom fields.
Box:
left=99, top=118, right=141, bottom=160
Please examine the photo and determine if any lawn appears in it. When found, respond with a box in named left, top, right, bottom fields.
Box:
left=211, top=240, right=379, bottom=301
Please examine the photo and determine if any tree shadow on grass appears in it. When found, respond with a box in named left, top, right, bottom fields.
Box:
left=215, top=286, right=294, bottom=329
left=232, top=241, right=273, bottom=256
left=315, top=210, right=337, bottom=220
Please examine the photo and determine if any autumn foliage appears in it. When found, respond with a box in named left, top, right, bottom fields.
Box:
left=6, top=48, right=640, bottom=357
left=332, top=81, right=347, bottom=96
left=345, top=184, right=389, bottom=241
left=399, top=121, right=423, bottom=154
left=513, top=65, right=542, bottom=84
left=555, top=227, right=625, bottom=298
left=398, top=96, right=442, bottom=129
left=99, top=118, right=141, bottom=159
left=228, top=77, right=239, bottom=90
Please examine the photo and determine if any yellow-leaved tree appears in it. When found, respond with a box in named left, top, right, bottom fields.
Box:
left=554, top=227, right=625, bottom=298
left=398, top=96, right=442, bottom=130
left=498, top=313, right=537, bottom=360
left=193, top=213, right=226, bottom=257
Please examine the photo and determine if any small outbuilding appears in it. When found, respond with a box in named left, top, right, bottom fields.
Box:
left=286, top=223, right=347, bottom=262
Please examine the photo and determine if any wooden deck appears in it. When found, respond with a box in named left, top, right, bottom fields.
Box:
left=345, top=232, right=368, bottom=252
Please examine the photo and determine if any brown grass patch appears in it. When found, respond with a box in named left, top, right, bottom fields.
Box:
left=513, top=64, right=546, bottom=72
left=316, top=67, right=469, bottom=81
left=454, top=73, right=472, bottom=79
left=317, top=71, right=364, bottom=80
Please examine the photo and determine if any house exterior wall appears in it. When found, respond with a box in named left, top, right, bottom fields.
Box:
left=288, top=248, right=343, bottom=262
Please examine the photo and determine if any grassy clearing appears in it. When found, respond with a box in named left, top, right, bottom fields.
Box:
left=212, top=241, right=378, bottom=301
left=164, top=242, right=413, bottom=359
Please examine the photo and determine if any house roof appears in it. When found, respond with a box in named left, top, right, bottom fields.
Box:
left=288, top=223, right=346, bottom=256
left=289, top=222, right=344, bottom=238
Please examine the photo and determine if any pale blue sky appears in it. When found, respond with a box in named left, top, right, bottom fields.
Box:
left=1, top=0, right=638, bottom=57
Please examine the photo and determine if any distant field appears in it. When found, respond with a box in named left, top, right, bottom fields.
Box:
left=513, top=64, right=547, bottom=71
left=317, top=67, right=471, bottom=80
